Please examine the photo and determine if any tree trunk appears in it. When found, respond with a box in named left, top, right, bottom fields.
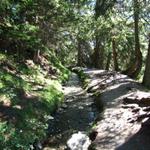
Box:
left=92, top=36, right=104, bottom=69
left=92, top=0, right=105, bottom=69
left=143, top=35, right=150, bottom=88
left=33, top=50, right=40, bottom=63
left=77, top=40, right=82, bottom=66
left=123, top=0, right=142, bottom=78
left=105, top=52, right=111, bottom=70
left=112, top=38, right=119, bottom=71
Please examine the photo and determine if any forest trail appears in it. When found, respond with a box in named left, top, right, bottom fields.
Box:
left=43, top=69, right=150, bottom=150
left=43, top=73, right=98, bottom=150
left=84, top=69, right=150, bottom=150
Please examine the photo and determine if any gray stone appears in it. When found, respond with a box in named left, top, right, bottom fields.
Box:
left=67, top=132, right=91, bottom=150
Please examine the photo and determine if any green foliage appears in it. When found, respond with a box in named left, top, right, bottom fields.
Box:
left=73, top=67, right=89, bottom=88
left=0, top=121, right=41, bottom=150
left=40, top=82, right=63, bottom=111
left=0, top=53, right=68, bottom=149
left=0, top=0, right=150, bottom=148
left=95, top=0, right=116, bottom=17
left=45, top=49, right=71, bottom=82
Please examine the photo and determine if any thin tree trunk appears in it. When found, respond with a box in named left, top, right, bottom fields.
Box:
left=33, top=50, right=40, bottom=63
left=105, top=52, right=111, bottom=70
left=143, top=34, right=150, bottom=88
left=112, top=38, right=119, bottom=71
left=77, top=38, right=83, bottom=66
left=131, top=0, right=142, bottom=77
left=92, top=0, right=104, bottom=69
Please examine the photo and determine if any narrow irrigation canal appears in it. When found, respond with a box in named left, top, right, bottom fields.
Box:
left=43, top=73, right=99, bottom=149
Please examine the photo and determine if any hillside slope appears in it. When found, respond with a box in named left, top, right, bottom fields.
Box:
left=0, top=52, right=70, bottom=149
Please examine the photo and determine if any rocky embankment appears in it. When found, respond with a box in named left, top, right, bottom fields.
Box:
left=83, top=69, right=150, bottom=150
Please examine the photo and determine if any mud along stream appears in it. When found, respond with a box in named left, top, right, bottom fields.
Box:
left=42, top=73, right=100, bottom=149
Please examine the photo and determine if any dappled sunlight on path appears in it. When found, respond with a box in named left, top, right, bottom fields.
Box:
left=43, top=69, right=150, bottom=150
left=84, top=69, right=150, bottom=150
left=94, top=107, right=141, bottom=150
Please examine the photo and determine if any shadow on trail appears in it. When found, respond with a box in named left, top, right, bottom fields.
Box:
left=83, top=69, right=150, bottom=150
left=99, top=81, right=141, bottom=107
left=116, top=118, right=150, bottom=150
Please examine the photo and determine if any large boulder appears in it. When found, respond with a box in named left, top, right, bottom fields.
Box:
left=67, top=132, right=91, bottom=150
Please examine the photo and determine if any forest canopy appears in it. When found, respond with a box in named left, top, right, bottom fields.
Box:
left=1, top=0, right=149, bottom=76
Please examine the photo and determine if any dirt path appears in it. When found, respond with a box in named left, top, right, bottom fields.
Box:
left=43, top=73, right=99, bottom=150
left=43, top=69, right=150, bottom=150
left=84, top=69, right=150, bottom=150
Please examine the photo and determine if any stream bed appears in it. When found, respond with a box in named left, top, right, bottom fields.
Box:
left=43, top=73, right=99, bottom=149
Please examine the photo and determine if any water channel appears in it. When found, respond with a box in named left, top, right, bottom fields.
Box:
left=44, top=73, right=100, bottom=149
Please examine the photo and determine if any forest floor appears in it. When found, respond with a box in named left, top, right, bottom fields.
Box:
left=84, top=69, right=150, bottom=150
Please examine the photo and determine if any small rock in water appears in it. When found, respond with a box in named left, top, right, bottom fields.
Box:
left=79, top=106, right=84, bottom=109
left=61, top=104, right=68, bottom=109
left=67, top=131, right=91, bottom=150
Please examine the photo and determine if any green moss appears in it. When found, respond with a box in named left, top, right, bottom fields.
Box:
left=74, top=68, right=89, bottom=89
left=40, top=81, right=64, bottom=112
left=0, top=52, right=68, bottom=149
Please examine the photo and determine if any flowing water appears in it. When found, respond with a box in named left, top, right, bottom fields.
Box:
left=44, top=73, right=99, bottom=149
